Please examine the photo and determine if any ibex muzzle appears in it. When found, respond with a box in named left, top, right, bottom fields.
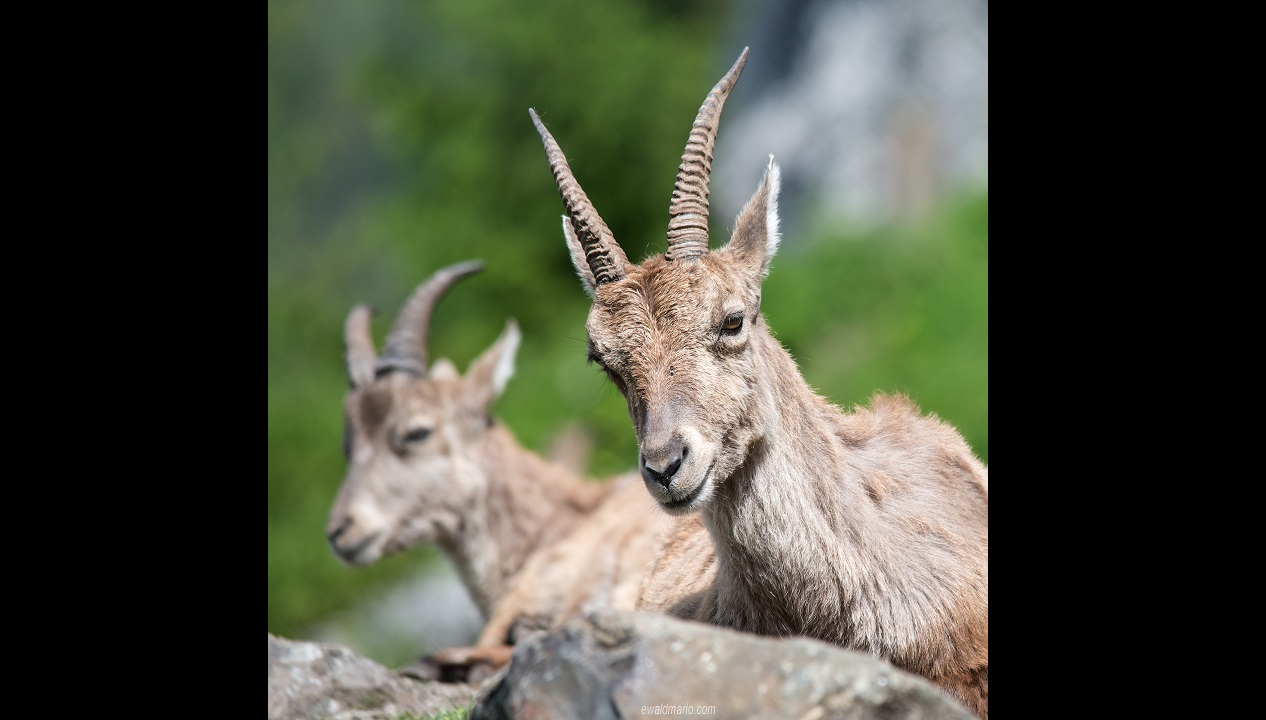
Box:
left=638, top=403, right=687, bottom=490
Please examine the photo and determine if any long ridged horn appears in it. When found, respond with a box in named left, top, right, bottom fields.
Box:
left=665, top=47, right=750, bottom=261
left=344, top=304, right=378, bottom=388
left=529, top=108, right=630, bottom=286
left=377, top=260, right=485, bottom=377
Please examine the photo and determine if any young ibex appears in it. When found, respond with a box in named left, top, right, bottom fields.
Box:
left=530, top=47, right=989, bottom=717
left=326, top=260, right=676, bottom=680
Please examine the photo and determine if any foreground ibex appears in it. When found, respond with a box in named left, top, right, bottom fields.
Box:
left=530, top=47, right=989, bottom=717
left=327, top=261, right=676, bottom=680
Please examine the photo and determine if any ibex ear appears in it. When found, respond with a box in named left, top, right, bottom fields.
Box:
left=465, top=318, right=522, bottom=409
left=563, top=216, right=599, bottom=298
left=344, top=305, right=378, bottom=389
left=725, top=155, right=781, bottom=277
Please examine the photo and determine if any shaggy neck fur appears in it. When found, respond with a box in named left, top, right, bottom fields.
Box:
left=438, top=421, right=612, bottom=619
left=701, top=328, right=989, bottom=717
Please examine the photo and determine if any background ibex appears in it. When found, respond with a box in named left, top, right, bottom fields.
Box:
left=530, top=47, right=989, bottom=717
left=327, top=260, right=677, bottom=680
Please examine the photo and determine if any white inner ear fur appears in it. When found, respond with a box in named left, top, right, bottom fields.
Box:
left=764, top=155, right=782, bottom=275
left=490, top=320, right=521, bottom=397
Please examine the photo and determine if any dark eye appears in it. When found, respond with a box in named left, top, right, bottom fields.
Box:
left=588, top=352, right=628, bottom=394
left=587, top=350, right=611, bottom=374
left=402, top=427, right=432, bottom=444
left=721, top=313, right=744, bottom=335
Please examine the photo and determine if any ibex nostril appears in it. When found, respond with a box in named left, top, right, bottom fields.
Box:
left=327, top=518, right=350, bottom=544
left=663, top=454, right=682, bottom=480
left=642, top=448, right=685, bottom=489
left=642, top=463, right=670, bottom=489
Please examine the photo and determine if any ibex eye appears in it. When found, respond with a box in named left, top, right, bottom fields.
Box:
left=721, top=313, right=744, bottom=335
left=587, top=351, right=613, bottom=374
left=588, top=352, right=628, bottom=393
left=403, top=427, right=432, bottom=444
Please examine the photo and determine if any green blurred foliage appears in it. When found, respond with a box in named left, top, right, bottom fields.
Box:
left=762, top=190, right=989, bottom=464
left=268, top=0, right=986, bottom=659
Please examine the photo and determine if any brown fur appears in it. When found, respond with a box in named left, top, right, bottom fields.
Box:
left=532, top=48, right=988, bottom=717
left=327, top=276, right=676, bottom=679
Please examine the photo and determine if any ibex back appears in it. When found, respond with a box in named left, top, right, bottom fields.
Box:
left=530, top=47, right=988, bottom=717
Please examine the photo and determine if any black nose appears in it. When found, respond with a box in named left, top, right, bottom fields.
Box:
left=641, top=447, right=685, bottom=489
left=326, top=517, right=350, bottom=547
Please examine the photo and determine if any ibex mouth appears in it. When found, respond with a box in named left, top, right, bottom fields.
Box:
left=332, top=530, right=382, bottom=566
left=658, top=460, right=715, bottom=514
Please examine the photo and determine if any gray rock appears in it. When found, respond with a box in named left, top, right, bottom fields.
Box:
left=268, top=633, right=476, bottom=719
left=470, top=609, right=975, bottom=720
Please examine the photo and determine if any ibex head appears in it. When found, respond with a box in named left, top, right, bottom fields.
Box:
left=531, top=47, right=782, bottom=515
left=326, top=260, right=521, bottom=565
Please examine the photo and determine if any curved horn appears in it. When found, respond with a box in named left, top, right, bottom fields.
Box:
left=665, top=47, right=750, bottom=261
left=529, top=108, right=630, bottom=286
left=344, top=304, right=378, bottom=389
left=377, top=260, right=485, bottom=377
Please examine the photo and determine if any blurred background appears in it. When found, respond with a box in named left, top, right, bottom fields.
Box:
left=268, top=0, right=987, bottom=669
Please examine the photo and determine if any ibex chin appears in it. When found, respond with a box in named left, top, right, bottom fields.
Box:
left=326, top=260, right=675, bottom=681
left=530, top=47, right=989, bottom=717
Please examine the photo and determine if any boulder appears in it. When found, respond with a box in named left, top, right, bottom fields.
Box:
left=267, top=633, right=477, bottom=719
left=471, top=609, right=975, bottom=719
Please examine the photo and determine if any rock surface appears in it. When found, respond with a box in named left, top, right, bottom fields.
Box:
left=470, top=609, right=976, bottom=719
left=270, top=610, right=978, bottom=719
left=268, top=633, right=477, bottom=719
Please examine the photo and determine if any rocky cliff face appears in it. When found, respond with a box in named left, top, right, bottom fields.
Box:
left=714, top=0, right=988, bottom=234
left=269, top=609, right=976, bottom=719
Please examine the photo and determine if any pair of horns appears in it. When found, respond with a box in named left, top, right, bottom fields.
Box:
left=530, top=46, right=750, bottom=283
left=344, top=260, right=485, bottom=387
